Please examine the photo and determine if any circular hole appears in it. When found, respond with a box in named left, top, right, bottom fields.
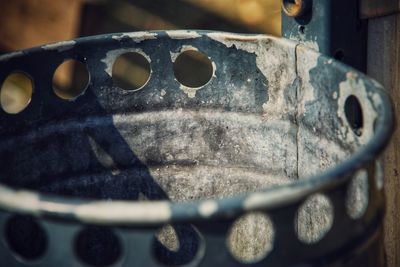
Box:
left=295, top=194, right=334, bottom=244
left=346, top=170, right=369, bottom=219
left=52, top=59, right=89, bottom=100
left=0, top=72, right=33, bottom=114
left=298, top=25, right=306, bottom=34
left=344, top=95, right=363, bottom=136
left=112, top=52, right=151, bottom=91
left=153, top=224, right=202, bottom=266
left=75, top=226, right=122, bottom=267
left=155, top=224, right=180, bottom=253
left=334, top=50, right=345, bottom=61
left=282, top=0, right=308, bottom=17
left=4, top=215, right=48, bottom=262
left=227, top=212, right=274, bottom=264
left=173, top=50, right=213, bottom=88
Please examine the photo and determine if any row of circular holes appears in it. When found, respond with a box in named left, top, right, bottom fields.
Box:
left=3, top=170, right=372, bottom=266
left=0, top=50, right=214, bottom=114
left=0, top=50, right=365, bottom=138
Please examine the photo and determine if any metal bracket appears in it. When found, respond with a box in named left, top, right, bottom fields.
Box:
left=282, top=0, right=368, bottom=71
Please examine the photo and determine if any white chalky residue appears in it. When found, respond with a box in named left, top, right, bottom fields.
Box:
left=101, top=48, right=151, bottom=77
left=170, top=45, right=199, bottom=63
left=170, top=51, right=180, bottom=63
left=207, top=32, right=297, bottom=120
left=289, top=33, right=320, bottom=52
left=180, top=85, right=198, bottom=98
left=170, top=45, right=216, bottom=98
left=111, top=31, right=157, bottom=43
left=166, top=30, right=202, bottom=39
left=301, top=40, right=320, bottom=52
left=337, top=72, right=378, bottom=145
left=211, top=61, right=217, bottom=78
left=297, top=45, right=320, bottom=115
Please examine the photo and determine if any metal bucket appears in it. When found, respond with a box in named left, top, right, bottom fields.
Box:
left=0, top=31, right=393, bottom=267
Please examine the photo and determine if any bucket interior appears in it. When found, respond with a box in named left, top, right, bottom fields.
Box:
left=0, top=32, right=382, bottom=266
left=0, top=34, right=374, bottom=203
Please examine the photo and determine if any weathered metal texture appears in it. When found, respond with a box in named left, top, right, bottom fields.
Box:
left=0, top=31, right=393, bottom=267
left=360, top=0, right=400, bottom=19
left=282, top=0, right=368, bottom=72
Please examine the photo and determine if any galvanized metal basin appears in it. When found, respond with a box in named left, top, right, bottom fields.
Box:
left=0, top=31, right=393, bottom=267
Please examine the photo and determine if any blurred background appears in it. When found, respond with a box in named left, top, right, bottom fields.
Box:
left=0, top=0, right=281, bottom=113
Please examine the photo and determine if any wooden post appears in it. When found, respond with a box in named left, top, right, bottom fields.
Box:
left=367, top=13, right=400, bottom=267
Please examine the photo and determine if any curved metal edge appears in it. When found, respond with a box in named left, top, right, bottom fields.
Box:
left=0, top=31, right=394, bottom=225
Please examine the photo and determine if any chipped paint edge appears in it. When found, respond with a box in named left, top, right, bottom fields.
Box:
left=101, top=48, right=153, bottom=91
left=166, top=30, right=202, bottom=40
left=170, top=45, right=217, bottom=99
left=337, top=72, right=378, bottom=145
left=111, top=31, right=158, bottom=43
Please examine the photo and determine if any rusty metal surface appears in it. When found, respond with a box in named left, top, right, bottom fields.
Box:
left=360, top=0, right=400, bottom=18
left=0, top=31, right=394, bottom=266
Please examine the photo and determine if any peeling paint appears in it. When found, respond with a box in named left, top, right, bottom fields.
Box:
left=170, top=45, right=199, bottom=63
left=289, top=32, right=320, bottom=52
left=297, top=45, right=320, bottom=115
left=111, top=31, right=157, bottom=43
left=166, top=30, right=202, bottom=39
left=170, top=45, right=216, bottom=98
left=207, top=32, right=297, bottom=120
left=179, top=85, right=198, bottom=98
left=337, top=74, right=377, bottom=145
left=301, top=40, right=320, bottom=52
left=101, top=48, right=151, bottom=77
left=211, top=61, right=217, bottom=78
